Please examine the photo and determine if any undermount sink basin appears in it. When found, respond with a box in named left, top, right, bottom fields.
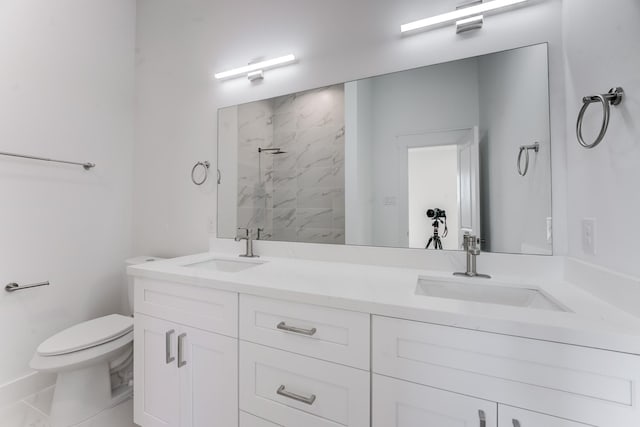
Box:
left=415, top=276, right=568, bottom=312
left=183, top=258, right=265, bottom=273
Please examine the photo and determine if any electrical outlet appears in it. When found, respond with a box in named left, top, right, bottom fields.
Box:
left=383, top=196, right=397, bottom=206
left=582, top=218, right=596, bottom=255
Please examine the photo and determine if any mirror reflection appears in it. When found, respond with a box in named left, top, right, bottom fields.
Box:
left=218, top=43, right=552, bottom=255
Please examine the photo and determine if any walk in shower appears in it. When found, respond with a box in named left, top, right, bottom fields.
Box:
left=231, top=84, right=346, bottom=243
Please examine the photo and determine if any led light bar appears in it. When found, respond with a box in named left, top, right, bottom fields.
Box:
left=214, top=54, right=296, bottom=80
left=401, top=0, right=528, bottom=33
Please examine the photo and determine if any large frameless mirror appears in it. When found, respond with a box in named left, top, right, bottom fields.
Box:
left=217, top=43, right=552, bottom=255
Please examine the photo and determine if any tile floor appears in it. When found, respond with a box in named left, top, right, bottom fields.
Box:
left=0, top=386, right=137, bottom=427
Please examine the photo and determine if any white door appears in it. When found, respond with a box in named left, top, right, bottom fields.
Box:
left=373, top=374, right=497, bottom=427
left=179, top=325, right=238, bottom=427
left=457, top=126, right=481, bottom=247
left=396, top=127, right=480, bottom=249
left=499, top=406, right=591, bottom=427
left=134, top=314, right=180, bottom=427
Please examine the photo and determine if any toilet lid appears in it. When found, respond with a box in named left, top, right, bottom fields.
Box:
left=37, top=314, right=133, bottom=356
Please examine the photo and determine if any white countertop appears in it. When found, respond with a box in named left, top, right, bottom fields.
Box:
left=128, top=251, right=640, bottom=355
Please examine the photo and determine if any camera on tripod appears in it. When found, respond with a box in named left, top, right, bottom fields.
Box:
left=425, top=208, right=448, bottom=250
left=426, top=208, right=446, bottom=220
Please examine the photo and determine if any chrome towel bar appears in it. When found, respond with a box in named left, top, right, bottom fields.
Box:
left=517, top=142, right=539, bottom=177
left=5, top=281, right=50, bottom=293
left=0, top=151, right=95, bottom=170
left=576, top=87, right=624, bottom=149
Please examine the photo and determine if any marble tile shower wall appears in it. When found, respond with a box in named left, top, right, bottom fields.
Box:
left=237, top=99, right=275, bottom=235
left=237, top=85, right=345, bottom=244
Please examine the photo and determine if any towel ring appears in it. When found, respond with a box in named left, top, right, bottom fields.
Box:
left=191, top=161, right=210, bottom=185
left=517, top=142, right=539, bottom=177
left=576, top=87, right=624, bottom=149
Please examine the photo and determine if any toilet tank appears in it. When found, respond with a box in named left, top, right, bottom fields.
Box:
left=126, top=256, right=165, bottom=314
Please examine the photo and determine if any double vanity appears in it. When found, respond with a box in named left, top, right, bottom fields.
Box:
left=129, top=251, right=640, bottom=427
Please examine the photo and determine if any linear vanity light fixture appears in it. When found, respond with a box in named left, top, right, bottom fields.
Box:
left=214, top=54, right=296, bottom=81
left=401, top=0, right=528, bottom=34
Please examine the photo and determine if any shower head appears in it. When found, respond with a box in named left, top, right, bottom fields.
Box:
left=258, top=147, right=287, bottom=155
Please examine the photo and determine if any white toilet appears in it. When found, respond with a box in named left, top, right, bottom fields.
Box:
left=30, top=256, right=163, bottom=427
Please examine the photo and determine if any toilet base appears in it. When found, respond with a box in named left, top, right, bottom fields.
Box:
left=50, top=362, right=132, bottom=427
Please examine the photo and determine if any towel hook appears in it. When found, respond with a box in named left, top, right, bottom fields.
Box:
left=517, top=142, right=539, bottom=177
left=576, top=87, right=624, bottom=149
left=191, top=161, right=210, bottom=185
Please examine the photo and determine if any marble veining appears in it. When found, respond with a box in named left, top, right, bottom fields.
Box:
left=236, top=84, right=345, bottom=243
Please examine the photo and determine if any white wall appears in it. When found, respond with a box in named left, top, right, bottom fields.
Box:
left=368, top=58, right=480, bottom=248
left=478, top=44, right=552, bottom=255
left=134, top=0, right=566, bottom=258
left=345, top=80, right=374, bottom=246
left=217, top=106, right=238, bottom=237
left=0, top=0, right=135, bottom=392
left=563, top=0, right=640, bottom=277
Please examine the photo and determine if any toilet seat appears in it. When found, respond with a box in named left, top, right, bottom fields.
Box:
left=30, top=331, right=133, bottom=373
left=37, top=314, right=133, bottom=356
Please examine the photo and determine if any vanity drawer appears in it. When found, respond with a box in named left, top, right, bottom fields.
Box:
left=240, top=412, right=282, bottom=427
left=240, top=341, right=370, bottom=427
left=134, top=278, right=238, bottom=337
left=240, top=294, right=370, bottom=369
left=499, top=405, right=590, bottom=427
left=372, top=315, right=640, bottom=426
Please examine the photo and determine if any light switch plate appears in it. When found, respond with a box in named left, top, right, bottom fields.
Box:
left=582, top=218, right=596, bottom=255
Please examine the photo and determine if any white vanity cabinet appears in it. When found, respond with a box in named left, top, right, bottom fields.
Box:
left=240, top=412, right=282, bottom=426
left=134, top=314, right=180, bottom=427
left=373, top=374, right=497, bottom=427
left=132, top=274, right=640, bottom=427
left=133, top=279, right=239, bottom=427
left=372, top=315, right=640, bottom=427
left=239, top=294, right=370, bottom=369
left=498, top=406, right=590, bottom=427
left=238, top=295, right=371, bottom=427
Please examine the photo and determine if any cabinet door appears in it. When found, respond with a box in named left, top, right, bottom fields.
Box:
left=240, top=411, right=282, bottom=427
left=499, top=406, right=591, bottom=427
left=179, top=324, right=238, bottom=427
left=373, top=374, right=497, bottom=427
left=134, top=314, right=180, bottom=427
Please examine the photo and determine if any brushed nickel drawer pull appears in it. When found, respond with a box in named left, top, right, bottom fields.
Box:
left=165, top=330, right=175, bottom=364
left=177, top=333, right=187, bottom=368
left=276, top=321, right=317, bottom=336
left=479, top=410, right=486, bottom=427
left=513, top=420, right=521, bottom=427
left=276, top=385, right=316, bottom=405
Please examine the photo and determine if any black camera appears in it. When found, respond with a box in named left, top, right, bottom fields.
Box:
left=426, top=208, right=446, bottom=219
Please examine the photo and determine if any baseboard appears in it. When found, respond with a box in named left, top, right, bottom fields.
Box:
left=0, top=371, right=56, bottom=409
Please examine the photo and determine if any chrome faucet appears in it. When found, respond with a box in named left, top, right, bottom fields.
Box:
left=454, top=234, right=490, bottom=278
left=235, top=228, right=259, bottom=258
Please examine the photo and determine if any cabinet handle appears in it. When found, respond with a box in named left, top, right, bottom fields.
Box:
left=165, top=330, right=175, bottom=364
left=276, top=385, right=316, bottom=405
left=177, top=333, right=187, bottom=368
left=478, top=410, right=486, bottom=427
left=513, top=420, right=521, bottom=427
left=276, top=321, right=317, bottom=336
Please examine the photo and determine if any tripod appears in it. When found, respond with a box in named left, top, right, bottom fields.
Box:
left=425, top=218, right=444, bottom=250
